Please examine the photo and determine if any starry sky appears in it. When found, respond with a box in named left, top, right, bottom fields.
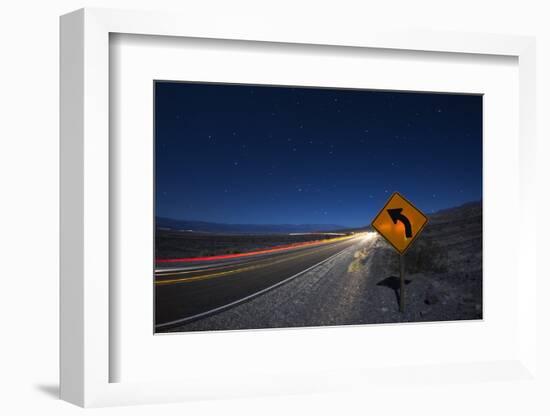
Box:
left=155, top=82, right=482, bottom=228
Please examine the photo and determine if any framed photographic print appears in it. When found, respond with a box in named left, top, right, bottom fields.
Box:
left=60, top=8, right=538, bottom=407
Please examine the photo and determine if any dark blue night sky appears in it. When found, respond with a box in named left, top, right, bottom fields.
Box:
left=155, top=82, right=482, bottom=228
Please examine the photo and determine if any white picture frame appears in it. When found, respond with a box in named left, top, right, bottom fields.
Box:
left=60, top=7, right=537, bottom=407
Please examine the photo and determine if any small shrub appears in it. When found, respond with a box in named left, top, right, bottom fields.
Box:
left=405, top=237, right=448, bottom=274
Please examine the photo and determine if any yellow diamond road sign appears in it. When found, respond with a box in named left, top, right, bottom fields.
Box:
left=371, top=192, right=428, bottom=254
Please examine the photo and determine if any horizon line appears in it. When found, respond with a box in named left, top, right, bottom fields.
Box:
left=156, top=199, right=482, bottom=228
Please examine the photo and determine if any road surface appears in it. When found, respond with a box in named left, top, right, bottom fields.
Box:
left=155, top=234, right=366, bottom=330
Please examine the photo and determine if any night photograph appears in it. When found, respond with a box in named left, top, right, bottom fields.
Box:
left=154, top=81, right=482, bottom=332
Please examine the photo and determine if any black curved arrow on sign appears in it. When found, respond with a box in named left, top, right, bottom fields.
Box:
left=387, top=208, right=412, bottom=238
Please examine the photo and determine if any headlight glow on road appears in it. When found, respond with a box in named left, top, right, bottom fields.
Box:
left=361, top=232, right=378, bottom=243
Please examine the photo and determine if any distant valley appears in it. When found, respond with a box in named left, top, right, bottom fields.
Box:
left=155, top=217, right=348, bottom=234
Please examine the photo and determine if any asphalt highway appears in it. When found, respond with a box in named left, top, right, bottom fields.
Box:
left=155, top=234, right=364, bottom=330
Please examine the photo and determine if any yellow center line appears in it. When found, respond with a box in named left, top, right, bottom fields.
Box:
left=155, top=237, right=357, bottom=285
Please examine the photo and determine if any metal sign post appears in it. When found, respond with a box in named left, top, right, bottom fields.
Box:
left=371, top=192, right=428, bottom=313
left=399, top=254, right=405, bottom=313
